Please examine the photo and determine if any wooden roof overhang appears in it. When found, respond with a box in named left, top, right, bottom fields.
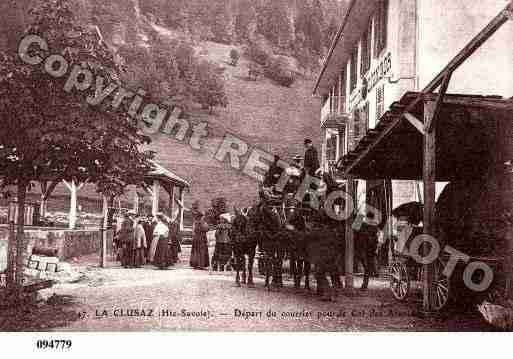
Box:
left=337, top=92, right=513, bottom=181
left=143, top=160, right=190, bottom=194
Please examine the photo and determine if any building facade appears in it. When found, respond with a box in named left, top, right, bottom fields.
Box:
left=313, top=0, right=513, bottom=209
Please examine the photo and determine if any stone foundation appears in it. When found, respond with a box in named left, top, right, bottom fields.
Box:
left=0, top=226, right=114, bottom=262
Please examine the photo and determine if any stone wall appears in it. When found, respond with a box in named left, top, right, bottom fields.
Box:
left=0, top=226, right=114, bottom=261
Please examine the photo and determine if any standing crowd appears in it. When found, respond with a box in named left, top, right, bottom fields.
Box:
left=114, top=212, right=181, bottom=270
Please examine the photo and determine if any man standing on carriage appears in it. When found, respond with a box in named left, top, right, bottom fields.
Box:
left=303, top=138, right=320, bottom=177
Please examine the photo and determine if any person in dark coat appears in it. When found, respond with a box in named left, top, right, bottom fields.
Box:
left=263, top=155, right=284, bottom=188
left=303, top=138, right=320, bottom=177
left=117, top=214, right=134, bottom=268
left=190, top=202, right=210, bottom=269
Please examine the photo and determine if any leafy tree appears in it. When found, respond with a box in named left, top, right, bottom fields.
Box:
left=192, top=60, right=228, bottom=114
left=0, top=0, right=154, bottom=297
left=248, top=62, right=260, bottom=81
left=210, top=1, right=233, bottom=44
left=234, top=0, right=257, bottom=42
left=257, top=0, right=292, bottom=49
left=245, top=41, right=271, bottom=66
left=295, top=0, right=325, bottom=55
left=229, top=48, right=240, bottom=66
left=264, top=57, right=296, bottom=87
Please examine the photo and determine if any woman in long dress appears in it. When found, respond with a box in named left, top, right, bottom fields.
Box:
left=190, top=204, right=210, bottom=269
left=151, top=214, right=173, bottom=269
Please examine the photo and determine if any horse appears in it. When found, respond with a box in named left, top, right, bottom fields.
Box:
left=282, top=202, right=312, bottom=290
left=230, top=207, right=258, bottom=287
left=251, top=199, right=288, bottom=290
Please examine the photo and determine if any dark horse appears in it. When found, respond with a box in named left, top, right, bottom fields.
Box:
left=282, top=204, right=312, bottom=290
left=250, top=199, right=288, bottom=290
left=231, top=207, right=257, bottom=287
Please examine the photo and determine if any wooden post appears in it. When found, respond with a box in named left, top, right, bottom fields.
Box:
left=321, top=127, right=328, bottom=172
left=6, top=221, right=15, bottom=289
left=100, top=195, right=108, bottom=268
left=422, top=101, right=437, bottom=313
left=133, top=189, right=139, bottom=214
left=179, top=187, right=185, bottom=231
left=345, top=176, right=355, bottom=291
left=151, top=180, right=160, bottom=216
left=169, top=185, right=175, bottom=217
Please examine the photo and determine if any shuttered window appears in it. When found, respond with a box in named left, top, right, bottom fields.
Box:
left=361, top=22, right=372, bottom=76
left=339, top=68, right=347, bottom=113
left=353, top=108, right=361, bottom=142
left=350, top=44, right=358, bottom=92
left=362, top=102, right=370, bottom=135
left=374, top=0, right=389, bottom=58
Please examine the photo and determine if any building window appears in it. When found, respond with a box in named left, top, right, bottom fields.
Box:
left=374, top=0, right=389, bottom=58
left=376, top=84, right=384, bottom=120
left=352, top=108, right=359, bottom=142
left=339, top=69, right=346, bottom=113
left=361, top=22, right=372, bottom=76
left=350, top=44, right=358, bottom=92
left=362, top=102, right=369, bottom=135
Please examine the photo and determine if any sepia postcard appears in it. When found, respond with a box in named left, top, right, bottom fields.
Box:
left=1, top=0, right=513, bottom=351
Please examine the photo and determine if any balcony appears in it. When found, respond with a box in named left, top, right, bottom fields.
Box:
left=320, top=96, right=350, bottom=129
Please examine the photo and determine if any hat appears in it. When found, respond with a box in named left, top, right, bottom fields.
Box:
left=292, top=154, right=302, bottom=161
left=304, top=138, right=312, bottom=145
left=220, top=213, right=233, bottom=223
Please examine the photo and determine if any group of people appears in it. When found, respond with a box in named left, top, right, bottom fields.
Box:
left=114, top=211, right=181, bottom=270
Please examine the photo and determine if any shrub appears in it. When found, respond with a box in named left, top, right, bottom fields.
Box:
left=245, top=42, right=270, bottom=66
left=248, top=62, right=261, bottom=81
left=264, top=58, right=296, bottom=87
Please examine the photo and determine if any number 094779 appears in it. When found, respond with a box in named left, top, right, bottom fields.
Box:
left=36, top=340, right=72, bottom=350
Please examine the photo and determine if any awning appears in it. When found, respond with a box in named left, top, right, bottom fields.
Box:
left=337, top=92, right=513, bottom=181
left=145, top=160, right=190, bottom=188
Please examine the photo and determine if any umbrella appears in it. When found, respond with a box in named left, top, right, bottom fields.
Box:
left=392, top=202, right=423, bottom=225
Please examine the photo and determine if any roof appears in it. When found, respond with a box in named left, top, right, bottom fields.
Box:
left=313, top=0, right=378, bottom=96
left=336, top=92, right=513, bottom=180
left=146, top=160, right=190, bottom=188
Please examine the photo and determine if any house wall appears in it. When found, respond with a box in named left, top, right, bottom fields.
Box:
left=320, top=0, right=513, bottom=210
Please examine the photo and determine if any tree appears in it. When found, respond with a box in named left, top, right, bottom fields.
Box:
left=0, top=0, right=154, bottom=298
left=234, top=0, right=257, bottom=42
left=257, top=0, right=292, bottom=49
left=210, top=1, right=233, bottom=44
left=192, top=60, right=228, bottom=114
left=264, top=57, right=296, bottom=87
left=295, top=0, right=325, bottom=55
left=229, top=48, right=240, bottom=66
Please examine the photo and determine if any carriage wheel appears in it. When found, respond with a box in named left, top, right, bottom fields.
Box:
left=389, top=262, right=410, bottom=301
left=429, top=258, right=450, bottom=311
